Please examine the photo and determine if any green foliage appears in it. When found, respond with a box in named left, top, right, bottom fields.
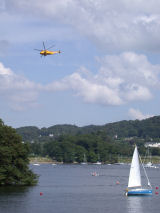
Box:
left=88, top=151, right=97, bottom=163
left=16, top=116, right=160, bottom=142
left=15, top=116, right=160, bottom=163
left=16, top=126, right=40, bottom=141
left=0, top=120, right=38, bottom=186
left=34, top=133, right=126, bottom=163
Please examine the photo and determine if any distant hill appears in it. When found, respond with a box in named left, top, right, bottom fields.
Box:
left=16, top=116, right=160, bottom=142
left=16, top=126, right=41, bottom=141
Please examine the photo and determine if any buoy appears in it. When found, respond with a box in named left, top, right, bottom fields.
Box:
left=155, top=191, right=159, bottom=195
left=40, top=192, right=43, bottom=196
left=156, top=187, right=159, bottom=190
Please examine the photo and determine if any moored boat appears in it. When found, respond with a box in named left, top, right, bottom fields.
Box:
left=125, top=145, right=152, bottom=196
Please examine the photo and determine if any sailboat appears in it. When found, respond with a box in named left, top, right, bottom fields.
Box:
left=144, top=148, right=158, bottom=169
left=81, top=154, right=87, bottom=165
left=94, top=154, right=102, bottom=165
left=125, top=145, right=152, bottom=196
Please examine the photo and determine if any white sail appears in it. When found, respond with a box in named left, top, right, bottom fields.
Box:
left=81, top=153, right=87, bottom=164
left=128, top=146, right=141, bottom=188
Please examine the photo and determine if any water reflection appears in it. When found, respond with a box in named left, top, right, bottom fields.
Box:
left=0, top=186, right=35, bottom=213
left=0, top=186, right=30, bottom=195
left=127, top=197, right=143, bottom=213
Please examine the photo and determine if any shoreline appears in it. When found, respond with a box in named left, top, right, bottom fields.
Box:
left=29, top=156, right=160, bottom=164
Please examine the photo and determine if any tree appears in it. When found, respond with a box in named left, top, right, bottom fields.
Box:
left=43, top=141, right=63, bottom=162
left=0, top=120, right=38, bottom=186
left=88, top=151, right=97, bottom=163
left=60, top=141, right=75, bottom=163
left=75, top=146, right=86, bottom=163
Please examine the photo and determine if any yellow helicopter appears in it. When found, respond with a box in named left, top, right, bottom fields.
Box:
left=34, top=42, right=61, bottom=57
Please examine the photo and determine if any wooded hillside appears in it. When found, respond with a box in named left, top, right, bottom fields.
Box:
left=15, top=116, right=160, bottom=163
left=16, top=116, right=160, bottom=141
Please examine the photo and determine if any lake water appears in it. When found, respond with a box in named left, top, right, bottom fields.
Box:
left=0, top=164, right=160, bottom=213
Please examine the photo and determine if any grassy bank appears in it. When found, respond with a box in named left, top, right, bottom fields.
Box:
left=29, top=157, right=55, bottom=164
left=29, top=156, right=160, bottom=164
left=118, top=156, right=160, bottom=164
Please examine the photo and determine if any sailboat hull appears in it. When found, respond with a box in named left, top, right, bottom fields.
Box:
left=127, top=189, right=152, bottom=196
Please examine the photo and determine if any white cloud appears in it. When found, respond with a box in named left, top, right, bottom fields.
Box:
left=61, top=72, right=123, bottom=105
left=0, top=63, right=12, bottom=75
left=1, top=49, right=160, bottom=110
left=125, top=84, right=152, bottom=101
left=4, top=0, right=160, bottom=52
left=44, top=52, right=160, bottom=106
left=128, top=108, right=154, bottom=120
left=0, top=62, right=42, bottom=110
left=0, top=50, right=160, bottom=110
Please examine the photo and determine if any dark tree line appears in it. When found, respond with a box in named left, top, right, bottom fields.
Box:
left=29, top=132, right=135, bottom=163
left=16, top=116, right=160, bottom=142
left=15, top=116, right=160, bottom=164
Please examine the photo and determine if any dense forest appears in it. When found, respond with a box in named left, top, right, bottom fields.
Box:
left=29, top=133, right=134, bottom=163
left=0, top=119, right=38, bottom=186
left=16, top=116, right=160, bottom=141
left=15, top=116, right=160, bottom=163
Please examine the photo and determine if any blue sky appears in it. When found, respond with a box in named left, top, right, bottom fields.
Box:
left=1, top=0, right=160, bottom=128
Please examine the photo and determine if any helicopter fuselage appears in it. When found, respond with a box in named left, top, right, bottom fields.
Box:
left=40, top=50, right=60, bottom=56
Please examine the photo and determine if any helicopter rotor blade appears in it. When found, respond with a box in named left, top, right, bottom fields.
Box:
left=47, top=44, right=55, bottom=50
left=43, top=41, right=46, bottom=50
left=34, top=49, right=42, bottom=51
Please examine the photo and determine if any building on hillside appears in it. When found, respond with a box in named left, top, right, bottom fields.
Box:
left=145, top=142, right=160, bottom=148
